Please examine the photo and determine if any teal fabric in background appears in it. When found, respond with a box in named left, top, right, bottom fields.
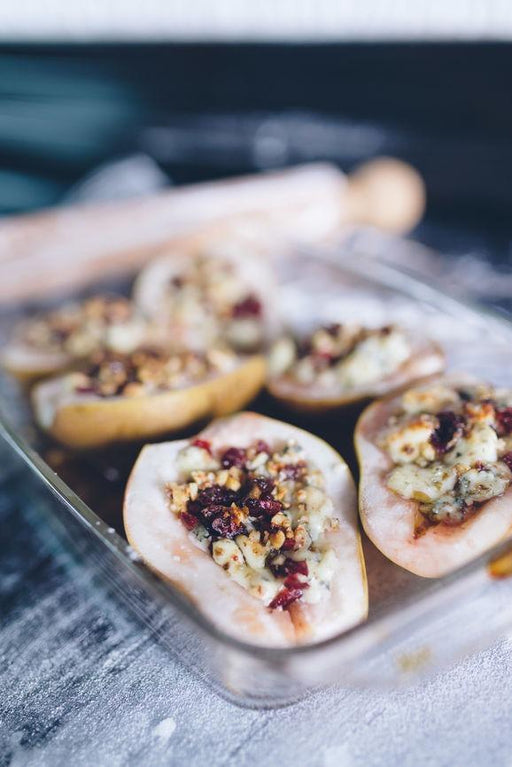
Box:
left=1, top=41, right=512, bottom=231
left=0, top=49, right=144, bottom=211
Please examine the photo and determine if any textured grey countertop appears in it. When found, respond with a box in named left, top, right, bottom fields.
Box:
left=2, top=446, right=512, bottom=767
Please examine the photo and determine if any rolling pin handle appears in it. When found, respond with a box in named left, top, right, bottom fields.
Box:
left=344, top=157, right=426, bottom=234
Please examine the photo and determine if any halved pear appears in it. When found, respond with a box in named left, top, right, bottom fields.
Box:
left=268, top=333, right=445, bottom=414
left=2, top=344, right=70, bottom=384
left=123, top=412, right=368, bottom=647
left=32, top=355, right=266, bottom=449
left=132, top=236, right=279, bottom=352
left=355, top=378, right=512, bottom=577
left=2, top=295, right=147, bottom=383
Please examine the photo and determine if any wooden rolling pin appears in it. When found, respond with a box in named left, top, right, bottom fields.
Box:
left=0, top=158, right=425, bottom=303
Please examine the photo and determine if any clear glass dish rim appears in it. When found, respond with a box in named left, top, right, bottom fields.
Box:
left=2, top=244, right=512, bottom=667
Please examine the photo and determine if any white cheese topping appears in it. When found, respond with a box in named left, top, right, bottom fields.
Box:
left=336, top=330, right=410, bottom=389
left=387, top=463, right=458, bottom=502
left=271, top=324, right=412, bottom=394
left=445, top=423, right=500, bottom=466
left=401, top=384, right=460, bottom=415
left=381, top=381, right=512, bottom=528
left=167, top=439, right=339, bottom=609
left=384, top=414, right=437, bottom=465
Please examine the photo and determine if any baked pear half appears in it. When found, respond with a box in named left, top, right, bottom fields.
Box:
left=267, top=323, right=445, bottom=413
left=356, top=376, right=512, bottom=577
left=2, top=294, right=147, bottom=383
left=124, top=412, right=368, bottom=647
left=32, top=347, right=265, bottom=448
left=133, top=236, right=279, bottom=353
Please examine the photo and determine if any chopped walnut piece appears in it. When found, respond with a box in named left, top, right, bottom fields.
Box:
left=269, top=530, right=286, bottom=549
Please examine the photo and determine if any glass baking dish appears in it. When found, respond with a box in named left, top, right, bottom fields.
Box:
left=2, top=234, right=512, bottom=709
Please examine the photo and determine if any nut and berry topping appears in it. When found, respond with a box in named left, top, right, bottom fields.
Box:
left=269, top=323, right=411, bottom=391
left=69, top=346, right=239, bottom=398
left=17, top=295, right=146, bottom=358
left=380, top=381, right=512, bottom=533
left=165, top=437, right=339, bottom=610
left=158, top=254, right=265, bottom=351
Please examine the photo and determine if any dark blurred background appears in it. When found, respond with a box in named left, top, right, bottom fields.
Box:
left=2, top=42, right=512, bottom=263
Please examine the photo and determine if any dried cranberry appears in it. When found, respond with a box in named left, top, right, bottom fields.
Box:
left=221, top=447, right=247, bottom=469
left=85, top=362, right=101, bottom=379
left=186, top=500, right=203, bottom=519
left=232, top=294, right=262, bottom=318
left=210, top=513, right=244, bottom=539
left=189, top=492, right=245, bottom=539
left=191, top=438, right=212, bottom=454
left=297, top=338, right=313, bottom=358
left=502, top=452, right=512, bottom=472
left=140, top=347, right=163, bottom=361
left=52, top=327, right=70, bottom=342
left=245, top=497, right=264, bottom=515
left=180, top=511, right=198, bottom=530
left=324, top=323, right=342, bottom=337
left=312, top=351, right=337, bottom=366
left=197, top=503, right=229, bottom=521
left=269, top=587, right=303, bottom=610
left=196, top=485, right=238, bottom=508
left=288, top=559, right=308, bottom=576
left=75, top=384, right=96, bottom=394
left=246, top=496, right=283, bottom=517
left=496, top=407, right=512, bottom=436
left=255, top=439, right=270, bottom=455
left=430, top=411, right=466, bottom=455
left=284, top=573, right=310, bottom=591
left=282, top=537, right=296, bottom=551
left=253, top=476, right=275, bottom=495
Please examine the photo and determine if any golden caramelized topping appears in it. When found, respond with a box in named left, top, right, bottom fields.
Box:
left=380, top=381, right=512, bottom=532
left=17, top=295, right=146, bottom=358
left=166, top=438, right=339, bottom=610
left=69, top=347, right=239, bottom=398
left=269, top=323, right=410, bottom=390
